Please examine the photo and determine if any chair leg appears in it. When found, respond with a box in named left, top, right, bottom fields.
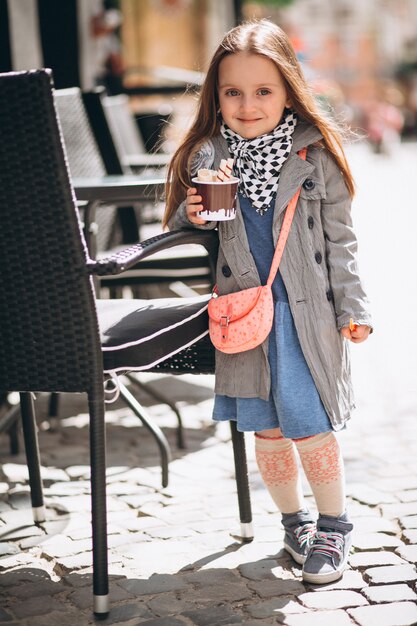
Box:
left=118, top=380, right=171, bottom=488
left=9, top=418, right=19, bottom=455
left=19, top=393, right=45, bottom=523
left=48, top=391, right=60, bottom=416
left=0, top=401, right=21, bottom=455
left=48, top=392, right=61, bottom=431
left=126, top=373, right=185, bottom=449
left=88, top=394, right=109, bottom=617
left=230, top=421, right=254, bottom=542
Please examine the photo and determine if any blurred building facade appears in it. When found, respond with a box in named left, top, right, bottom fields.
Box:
left=243, top=0, right=417, bottom=132
left=282, top=1, right=417, bottom=103
left=0, top=0, right=118, bottom=90
left=1, top=0, right=416, bottom=137
left=121, top=0, right=235, bottom=86
left=120, top=0, right=417, bottom=133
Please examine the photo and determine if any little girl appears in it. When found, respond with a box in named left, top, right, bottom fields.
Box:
left=163, top=19, right=372, bottom=584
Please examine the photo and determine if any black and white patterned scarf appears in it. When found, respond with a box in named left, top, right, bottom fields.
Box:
left=221, top=110, right=297, bottom=215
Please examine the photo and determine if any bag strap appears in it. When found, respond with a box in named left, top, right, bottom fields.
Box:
left=266, top=147, right=307, bottom=288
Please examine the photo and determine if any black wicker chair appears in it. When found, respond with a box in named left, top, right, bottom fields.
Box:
left=0, top=69, right=253, bottom=616
left=54, top=84, right=215, bottom=450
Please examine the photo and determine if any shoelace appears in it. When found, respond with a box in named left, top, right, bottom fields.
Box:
left=309, top=530, right=345, bottom=558
left=294, top=522, right=316, bottom=549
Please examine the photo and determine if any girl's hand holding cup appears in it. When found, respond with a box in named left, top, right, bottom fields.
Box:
left=186, top=187, right=207, bottom=225
left=188, top=160, right=238, bottom=223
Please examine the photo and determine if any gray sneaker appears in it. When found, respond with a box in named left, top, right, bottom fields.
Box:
left=282, top=510, right=316, bottom=565
left=302, top=513, right=353, bottom=584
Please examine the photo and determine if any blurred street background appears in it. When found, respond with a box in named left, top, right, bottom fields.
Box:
left=2, top=0, right=417, bottom=150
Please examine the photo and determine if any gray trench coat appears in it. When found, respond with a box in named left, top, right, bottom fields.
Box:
left=169, top=121, right=372, bottom=430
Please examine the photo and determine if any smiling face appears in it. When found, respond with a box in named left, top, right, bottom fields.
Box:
left=218, top=52, right=291, bottom=139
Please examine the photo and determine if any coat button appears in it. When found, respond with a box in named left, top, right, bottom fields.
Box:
left=315, top=251, right=322, bottom=264
left=326, top=289, right=333, bottom=302
left=222, top=265, right=232, bottom=277
left=303, top=178, right=315, bottom=190
left=308, top=216, right=314, bottom=229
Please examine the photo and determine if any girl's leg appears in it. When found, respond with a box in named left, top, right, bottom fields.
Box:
left=255, top=428, right=316, bottom=564
left=255, top=428, right=304, bottom=514
left=293, top=432, right=353, bottom=583
left=293, top=432, right=345, bottom=517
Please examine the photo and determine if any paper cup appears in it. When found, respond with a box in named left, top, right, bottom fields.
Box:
left=192, top=177, right=239, bottom=221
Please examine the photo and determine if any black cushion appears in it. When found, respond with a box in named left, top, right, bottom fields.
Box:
left=97, top=295, right=211, bottom=372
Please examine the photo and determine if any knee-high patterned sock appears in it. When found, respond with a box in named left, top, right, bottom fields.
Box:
left=294, top=432, right=345, bottom=517
left=255, top=434, right=306, bottom=514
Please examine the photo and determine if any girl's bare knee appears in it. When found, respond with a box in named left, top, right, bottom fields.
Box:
left=255, top=427, right=283, bottom=439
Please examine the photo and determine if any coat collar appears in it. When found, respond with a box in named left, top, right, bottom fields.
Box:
left=272, top=120, right=322, bottom=225
left=291, top=119, right=323, bottom=152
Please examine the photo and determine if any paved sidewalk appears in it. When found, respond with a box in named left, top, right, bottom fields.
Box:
left=1, top=371, right=417, bottom=626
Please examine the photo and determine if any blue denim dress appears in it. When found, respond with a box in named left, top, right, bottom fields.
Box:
left=212, top=194, right=332, bottom=438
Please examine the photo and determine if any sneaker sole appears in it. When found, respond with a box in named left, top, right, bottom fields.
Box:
left=283, top=541, right=307, bottom=565
left=302, top=567, right=344, bottom=584
left=302, top=553, right=350, bottom=585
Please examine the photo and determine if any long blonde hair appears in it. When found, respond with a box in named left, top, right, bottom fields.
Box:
left=163, top=19, right=354, bottom=228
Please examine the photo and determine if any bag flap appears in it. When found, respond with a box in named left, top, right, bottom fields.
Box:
left=208, top=286, right=263, bottom=323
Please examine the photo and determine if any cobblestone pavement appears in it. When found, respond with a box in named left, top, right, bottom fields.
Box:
left=1, top=369, right=417, bottom=626
left=1, top=143, right=417, bottom=625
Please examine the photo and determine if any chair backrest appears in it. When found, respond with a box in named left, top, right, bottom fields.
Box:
left=82, top=88, right=126, bottom=176
left=88, top=89, right=171, bottom=174
left=54, top=86, right=133, bottom=251
left=53, top=87, right=106, bottom=178
left=102, top=93, right=148, bottom=159
left=0, top=69, right=103, bottom=394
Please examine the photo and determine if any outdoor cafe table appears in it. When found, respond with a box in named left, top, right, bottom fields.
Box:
left=73, top=175, right=166, bottom=256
